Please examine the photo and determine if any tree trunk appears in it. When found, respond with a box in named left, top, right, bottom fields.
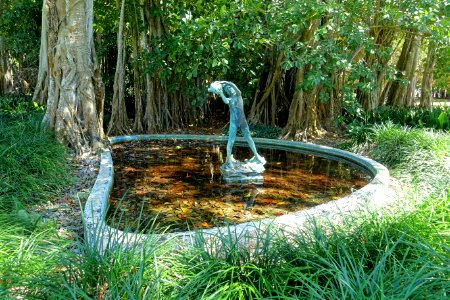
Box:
left=132, top=26, right=144, bottom=133
left=356, top=0, right=396, bottom=112
left=0, top=37, right=14, bottom=95
left=107, top=0, right=130, bottom=135
left=248, top=49, right=285, bottom=125
left=141, top=0, right=158, bottom=132
left=142, top=0, right=177, bottom=132
left=405, top=35, right=421, bottom=107
left=420, top=41, right=437, bottom=108
left=357, top=29, right=395, bottom=111
left=282, top=66, right=323, bottom=140
left=282, top=19, right=323, bottom=140
left=385, top=32, right=421, bottom=107
left=32, top=4, right=50, bottom=104
left=37, top=0, right=105, bottom=153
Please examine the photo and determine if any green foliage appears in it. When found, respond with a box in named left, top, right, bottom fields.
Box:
left=0, top=0, right=42, bottom=67
left=141, top=0, right=269, bottom=106
left=249, top=124, right=282, bottom=139
left=0, top=93, right=44, bottom=118
left=345, top=123, right=450, bottom=194
left=0, top=216, right=71, bottom=299
left=344, top=106, right=450, bottom=143
left=0, top=111, right=71, bottom=212
left=221, top=124, right=282, bottom=139
left=434, top=46, right=450, bottom=91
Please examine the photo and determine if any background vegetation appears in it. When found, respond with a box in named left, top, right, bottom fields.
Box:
left=1, top=0, right=449, bottom=140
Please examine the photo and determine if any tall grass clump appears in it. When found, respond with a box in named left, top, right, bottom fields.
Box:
left=0, top=112, right=71, bottom=212
left=0, top=215, right=71, bottom=299
left=346, top=122, right=450, bottom=195
left=278, top=190, right=449, bottom=299
left=166, top=224, right=304, bottom=299
left=0, top=96, right=74, bottom=298
left=39, top=189, right=447, bottom=299
left=58, top=225, right=175, bottom=300
left=149, top=189, right=448, bottom=299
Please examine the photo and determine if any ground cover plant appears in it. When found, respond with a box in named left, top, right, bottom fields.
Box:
left=0, top=96, right=70, bottom=212
left=344, top=105, right=450, bottom=145
left=40, top=188, right=449, bottom=299
left=0, top=98, right=74, bottom=298
left=345, top=122, right=450, bottom=195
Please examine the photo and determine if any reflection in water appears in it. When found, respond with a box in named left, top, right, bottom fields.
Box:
left=108, top=140, right=370, bottom=233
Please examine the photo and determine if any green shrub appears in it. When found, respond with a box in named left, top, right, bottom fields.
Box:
left=344, top=106, right=450, bottom=144
left=345, top=123, right=450, bottom=194
left=0, top=93, right=45, bottom=119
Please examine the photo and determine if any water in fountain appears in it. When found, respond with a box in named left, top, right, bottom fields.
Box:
left=108, top=139, right=370, bottom=233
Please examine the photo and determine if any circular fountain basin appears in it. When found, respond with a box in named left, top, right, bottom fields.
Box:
left=84, top=135, right=390, bottom=251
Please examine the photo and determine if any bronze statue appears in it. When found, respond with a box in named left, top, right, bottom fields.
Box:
left=208, top=81, right=266, bottom=172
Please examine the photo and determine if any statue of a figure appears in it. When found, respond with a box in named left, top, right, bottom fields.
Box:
left=208, top=81, right=266, bottom=182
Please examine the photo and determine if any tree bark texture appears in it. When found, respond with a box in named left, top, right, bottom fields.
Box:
left=248, top=49, right=286, bottom=125
left=32, top=4, right=50, bottom=104
left=141, top=0, right=158, bottom=132
left=384, top=32, right=421, bottom=107
left=420, top=42, right=436, bottom=108
left=132, top=26, right=144, bottom=133
left=357, top=19, right=395, bottom=111
left=37, top=0, right=105, bottom=153
left=281, top=20, right=323, bottom=140
left=107, top=0, right=130, bottom=135
left=282, top=66, right=323, bottom=140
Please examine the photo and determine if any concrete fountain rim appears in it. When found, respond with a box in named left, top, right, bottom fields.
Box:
left=84, top=134, right=391, bottom=251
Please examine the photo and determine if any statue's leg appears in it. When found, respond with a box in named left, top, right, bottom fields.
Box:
left=242, top=124, right=266, bottom=164
left=226, top=123, right=238, bottom=166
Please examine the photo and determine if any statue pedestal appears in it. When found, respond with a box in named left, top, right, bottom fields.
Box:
left=220, top=159, right=265, bottom=184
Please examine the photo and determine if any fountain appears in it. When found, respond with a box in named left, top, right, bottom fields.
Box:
left=83, top=82, right=391, bottom=251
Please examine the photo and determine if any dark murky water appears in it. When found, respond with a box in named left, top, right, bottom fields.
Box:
left=108, top=140, right=370, bottom=232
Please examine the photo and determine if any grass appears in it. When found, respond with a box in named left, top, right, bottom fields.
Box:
left=0, top=215, right=71, bottom=299
left=344, top=122, right=450, bottom=196
left=0, top=104, right=449, bottom=299
left=0, top=112, right=71, bottom=212
left=0, top=110, right=73, bottom=299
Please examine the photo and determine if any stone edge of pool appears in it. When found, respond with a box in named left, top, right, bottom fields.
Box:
left=84, top=134, right=391, bottom=252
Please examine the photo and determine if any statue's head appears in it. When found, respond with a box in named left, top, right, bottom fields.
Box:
left=208, top=81, right=223, bottom=94
left=208, top=81, right=239, bottom=97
